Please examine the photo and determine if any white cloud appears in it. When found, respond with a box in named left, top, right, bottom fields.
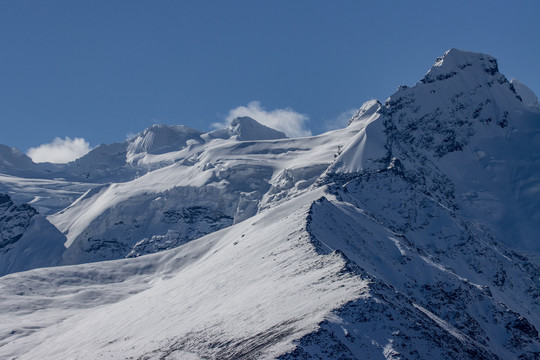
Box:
left=323, top=108, right=360, bottom=131
left=125, top=132, right=137, bottom=141
left=27, top=137, right=92, bottom=164
left=213, top=101, right=311, bottom=138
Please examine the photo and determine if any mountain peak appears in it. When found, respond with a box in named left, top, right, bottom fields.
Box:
left=0, top=144, right=36, bottom=173
left=331, top=49, right=529, bottom=176
left=381, top=49, right=524, bottom=148
left=128, top=124, right=203, bottom=156
left=348, top=100, right=381, bottom=125
left=120, top=124, right=205, bottom=168
left=420, top=48, right=500, bottom=85
left=228, top=116, right=287, bottom=141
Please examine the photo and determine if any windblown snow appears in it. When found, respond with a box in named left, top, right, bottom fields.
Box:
left=1, top=49, right=539, bottom=359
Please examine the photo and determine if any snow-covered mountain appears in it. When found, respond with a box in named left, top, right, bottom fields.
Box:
left=1, top=49, right=539, bottom=359
left=328, top=49, right=540, bottom=257
left=0, top=145, right=35, bottom=174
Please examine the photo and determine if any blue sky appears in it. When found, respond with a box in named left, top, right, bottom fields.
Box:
left=1, top=0, right=539, bottom=161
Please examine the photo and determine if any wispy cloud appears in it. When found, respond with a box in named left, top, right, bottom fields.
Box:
left=27, top=137, right=92, bottom=164
left=323, top=108, right=360, bottom=131
left=213, top=101, right=311, bottom=138
left=125, top=132, right=137, bottom=141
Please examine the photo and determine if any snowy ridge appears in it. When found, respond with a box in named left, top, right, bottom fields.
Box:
left=1, top=49, right=540, bottom=359
left=0, top=189, right=367, bottom=359
left=282, top=189, right=540, bottom=358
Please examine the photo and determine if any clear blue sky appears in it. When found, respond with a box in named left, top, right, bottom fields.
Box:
left=1, top=0, right=539, bottom=153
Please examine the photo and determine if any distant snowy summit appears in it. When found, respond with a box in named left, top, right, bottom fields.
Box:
left=0, top=115, right=288, bottom=184
left=209, top=116, right=288, bottom=141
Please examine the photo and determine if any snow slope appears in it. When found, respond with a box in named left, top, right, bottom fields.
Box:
left=0, top=188, right=367, bottom=360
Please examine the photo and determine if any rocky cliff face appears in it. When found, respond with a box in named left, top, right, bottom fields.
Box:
left=0, top=193, right=65, bottom=275
left=0, top=193, right=38, bottom=252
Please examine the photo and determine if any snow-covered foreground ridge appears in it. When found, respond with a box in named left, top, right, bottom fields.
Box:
left=1, top=49, right=540, bottom=359
left=0, top=190, right=368, bottom=359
